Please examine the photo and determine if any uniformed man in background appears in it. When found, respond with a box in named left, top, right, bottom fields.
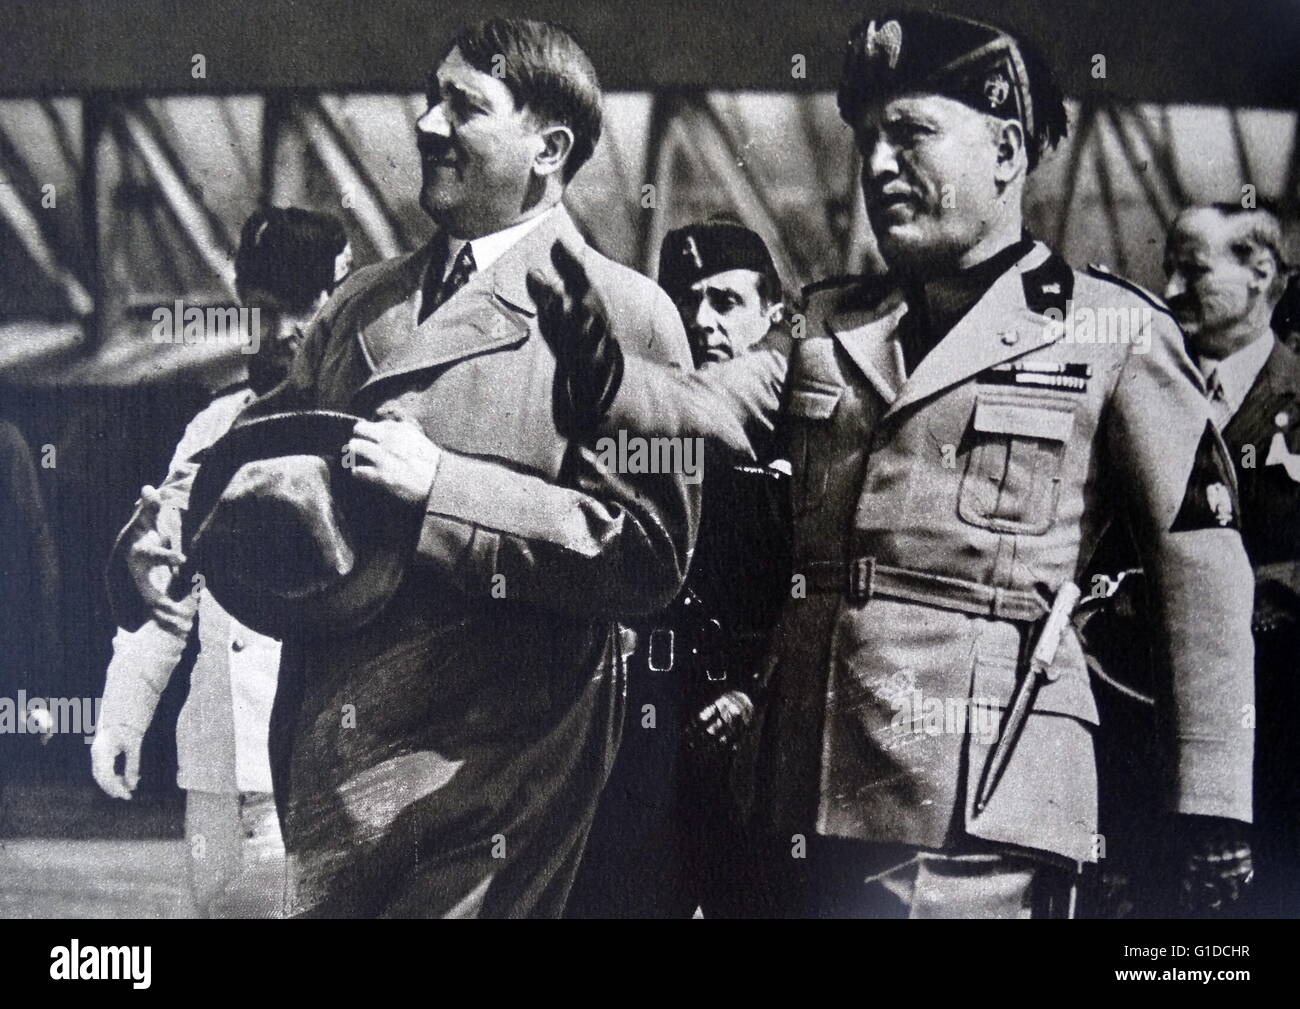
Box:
left=1165, top=202, right=1300, bottom=915
left=567, top=218, right=791, bottom=917
left=658, top=217, right=792, bottom=755
left=533, top=10, right=1256, bottom=917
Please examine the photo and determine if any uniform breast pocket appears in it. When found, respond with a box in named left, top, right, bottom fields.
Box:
left=784, top=380, right=843, bottom=515
left=958, top=393, right=1075, bottom=535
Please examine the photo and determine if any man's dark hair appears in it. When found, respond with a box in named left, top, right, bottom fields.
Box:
left=234, top=206, right=349, bottom=313
left=447, top=17, right=603, bottom=183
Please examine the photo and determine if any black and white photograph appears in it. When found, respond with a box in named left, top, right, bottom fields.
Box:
left=0, top=0, right=1296, bottom=968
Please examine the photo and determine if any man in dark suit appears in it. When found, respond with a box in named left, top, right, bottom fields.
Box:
left=202, top=17, right=697, bottom=917
left=1165, top=202, right=1300, bottom=916
left=566, top=218, right=791, bottom=917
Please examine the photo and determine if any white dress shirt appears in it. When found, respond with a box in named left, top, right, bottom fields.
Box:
left=1199, top=327, right=1275, bottom=428
left=441, top=207, right=558, bottom=283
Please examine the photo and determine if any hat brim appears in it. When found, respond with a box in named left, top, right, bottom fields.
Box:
left=185, top=410, right=416, bottom=640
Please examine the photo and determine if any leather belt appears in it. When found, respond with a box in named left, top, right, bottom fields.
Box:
left=806, top=557, right=1048, bottom=623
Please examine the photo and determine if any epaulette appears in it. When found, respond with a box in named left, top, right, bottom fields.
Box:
left=1021, top=251, right=1074, bottom=317
left=1085, top=263, right=1173, bottom=316
left=800, top=273, right=891, bottom=313
left=801, top=273, right=860, bottom=299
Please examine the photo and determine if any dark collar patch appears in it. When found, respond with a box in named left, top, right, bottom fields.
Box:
left=1172, top=420, right=1241, bottom=532
left=1022, top=252, right=1075, bottom=318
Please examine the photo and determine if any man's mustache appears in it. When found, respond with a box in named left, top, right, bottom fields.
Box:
left=417, top=136, right=454, bottom=162
left=866, top=184, right=918, bottom=210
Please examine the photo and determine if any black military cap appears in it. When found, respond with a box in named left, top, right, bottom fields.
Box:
left=657, top=218, right=779, bottom=301
left=838, top=10, right=1068, bottom=170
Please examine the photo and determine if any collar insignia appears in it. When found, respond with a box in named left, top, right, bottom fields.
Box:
left=1207, top=482, right=1235, bottom=526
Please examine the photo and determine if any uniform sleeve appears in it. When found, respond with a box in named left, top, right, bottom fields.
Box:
left=415, top=288, right=700, bottom=619
left=154, top=391, right=255, bottom=512
left=105, top=392, right=254, bottom=628
left=1106, top=311, right=1255, bottom=823
left=604, top=326, right=794, bottom=461
left=98, top=606, right=195, bottom=735
left=102, top=389, right=238, bottom=699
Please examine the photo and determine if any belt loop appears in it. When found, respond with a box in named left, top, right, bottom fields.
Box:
left=849, top=556, right=875, bottom=603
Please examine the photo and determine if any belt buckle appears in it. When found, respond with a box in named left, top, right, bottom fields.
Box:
left=848, top=556, right=875, bottom=603
left=648, top=628, right=675, bottom=672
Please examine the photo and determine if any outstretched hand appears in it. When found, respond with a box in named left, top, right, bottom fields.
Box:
left=526, top=241, right=624, bottom=433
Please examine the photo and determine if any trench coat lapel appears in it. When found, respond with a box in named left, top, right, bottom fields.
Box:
left=357, top=208, right=583, bottom=390
left=883, top=250, right=1061, bottom=421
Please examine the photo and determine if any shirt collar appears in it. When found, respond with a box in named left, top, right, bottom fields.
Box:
left=907, top=230, right=1036, bottom=340
left=1200, top=327, right=1275, bottom=418
left=444, top=207, right=558, bottom=281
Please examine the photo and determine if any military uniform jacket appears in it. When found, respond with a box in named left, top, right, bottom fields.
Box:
left=232, top=207, right=697, bottom=916
left=604, top=240, right=1255, bottom=864
left=100, top=387, right=280, bottom=795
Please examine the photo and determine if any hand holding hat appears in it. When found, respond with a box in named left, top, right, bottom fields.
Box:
left=184, top=410, right=425, bottom=640
left=346, top=418, right=442, bottom=507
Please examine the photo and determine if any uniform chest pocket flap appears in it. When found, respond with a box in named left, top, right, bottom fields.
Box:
left=958, top=394, right=1075, bottom=535
left=784, top=380, right=844, bottom=514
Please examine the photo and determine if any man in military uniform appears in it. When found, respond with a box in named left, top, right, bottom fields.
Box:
left=533, top=10, right=1256, bottom=917
left=567, top=218, right=791, bottom=917
left=1165, top=202, right=1300, bottom=916
left=658, top=218, right=792, bottom=752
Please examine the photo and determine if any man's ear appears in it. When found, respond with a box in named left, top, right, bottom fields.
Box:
left=534, top=124, right=575, bottom=179
left=766, top=302, right=785, bottom=328
left=1247, top=247, right=1278, bottom=297
left=992, top=118, right=1026, bottom=187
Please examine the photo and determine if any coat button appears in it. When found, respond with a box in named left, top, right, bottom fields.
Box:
left=231, top=637, right=246, bottom=652
left=1000, top=331, right=1019, bottom=346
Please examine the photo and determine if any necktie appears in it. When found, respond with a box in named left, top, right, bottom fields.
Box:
left=1206, top=368, right=1233, bottom=428
left=420, top=243, right=476, bottom=322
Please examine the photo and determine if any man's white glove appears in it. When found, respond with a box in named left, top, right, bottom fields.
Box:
left=90, top=724, right=144, bottom=800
